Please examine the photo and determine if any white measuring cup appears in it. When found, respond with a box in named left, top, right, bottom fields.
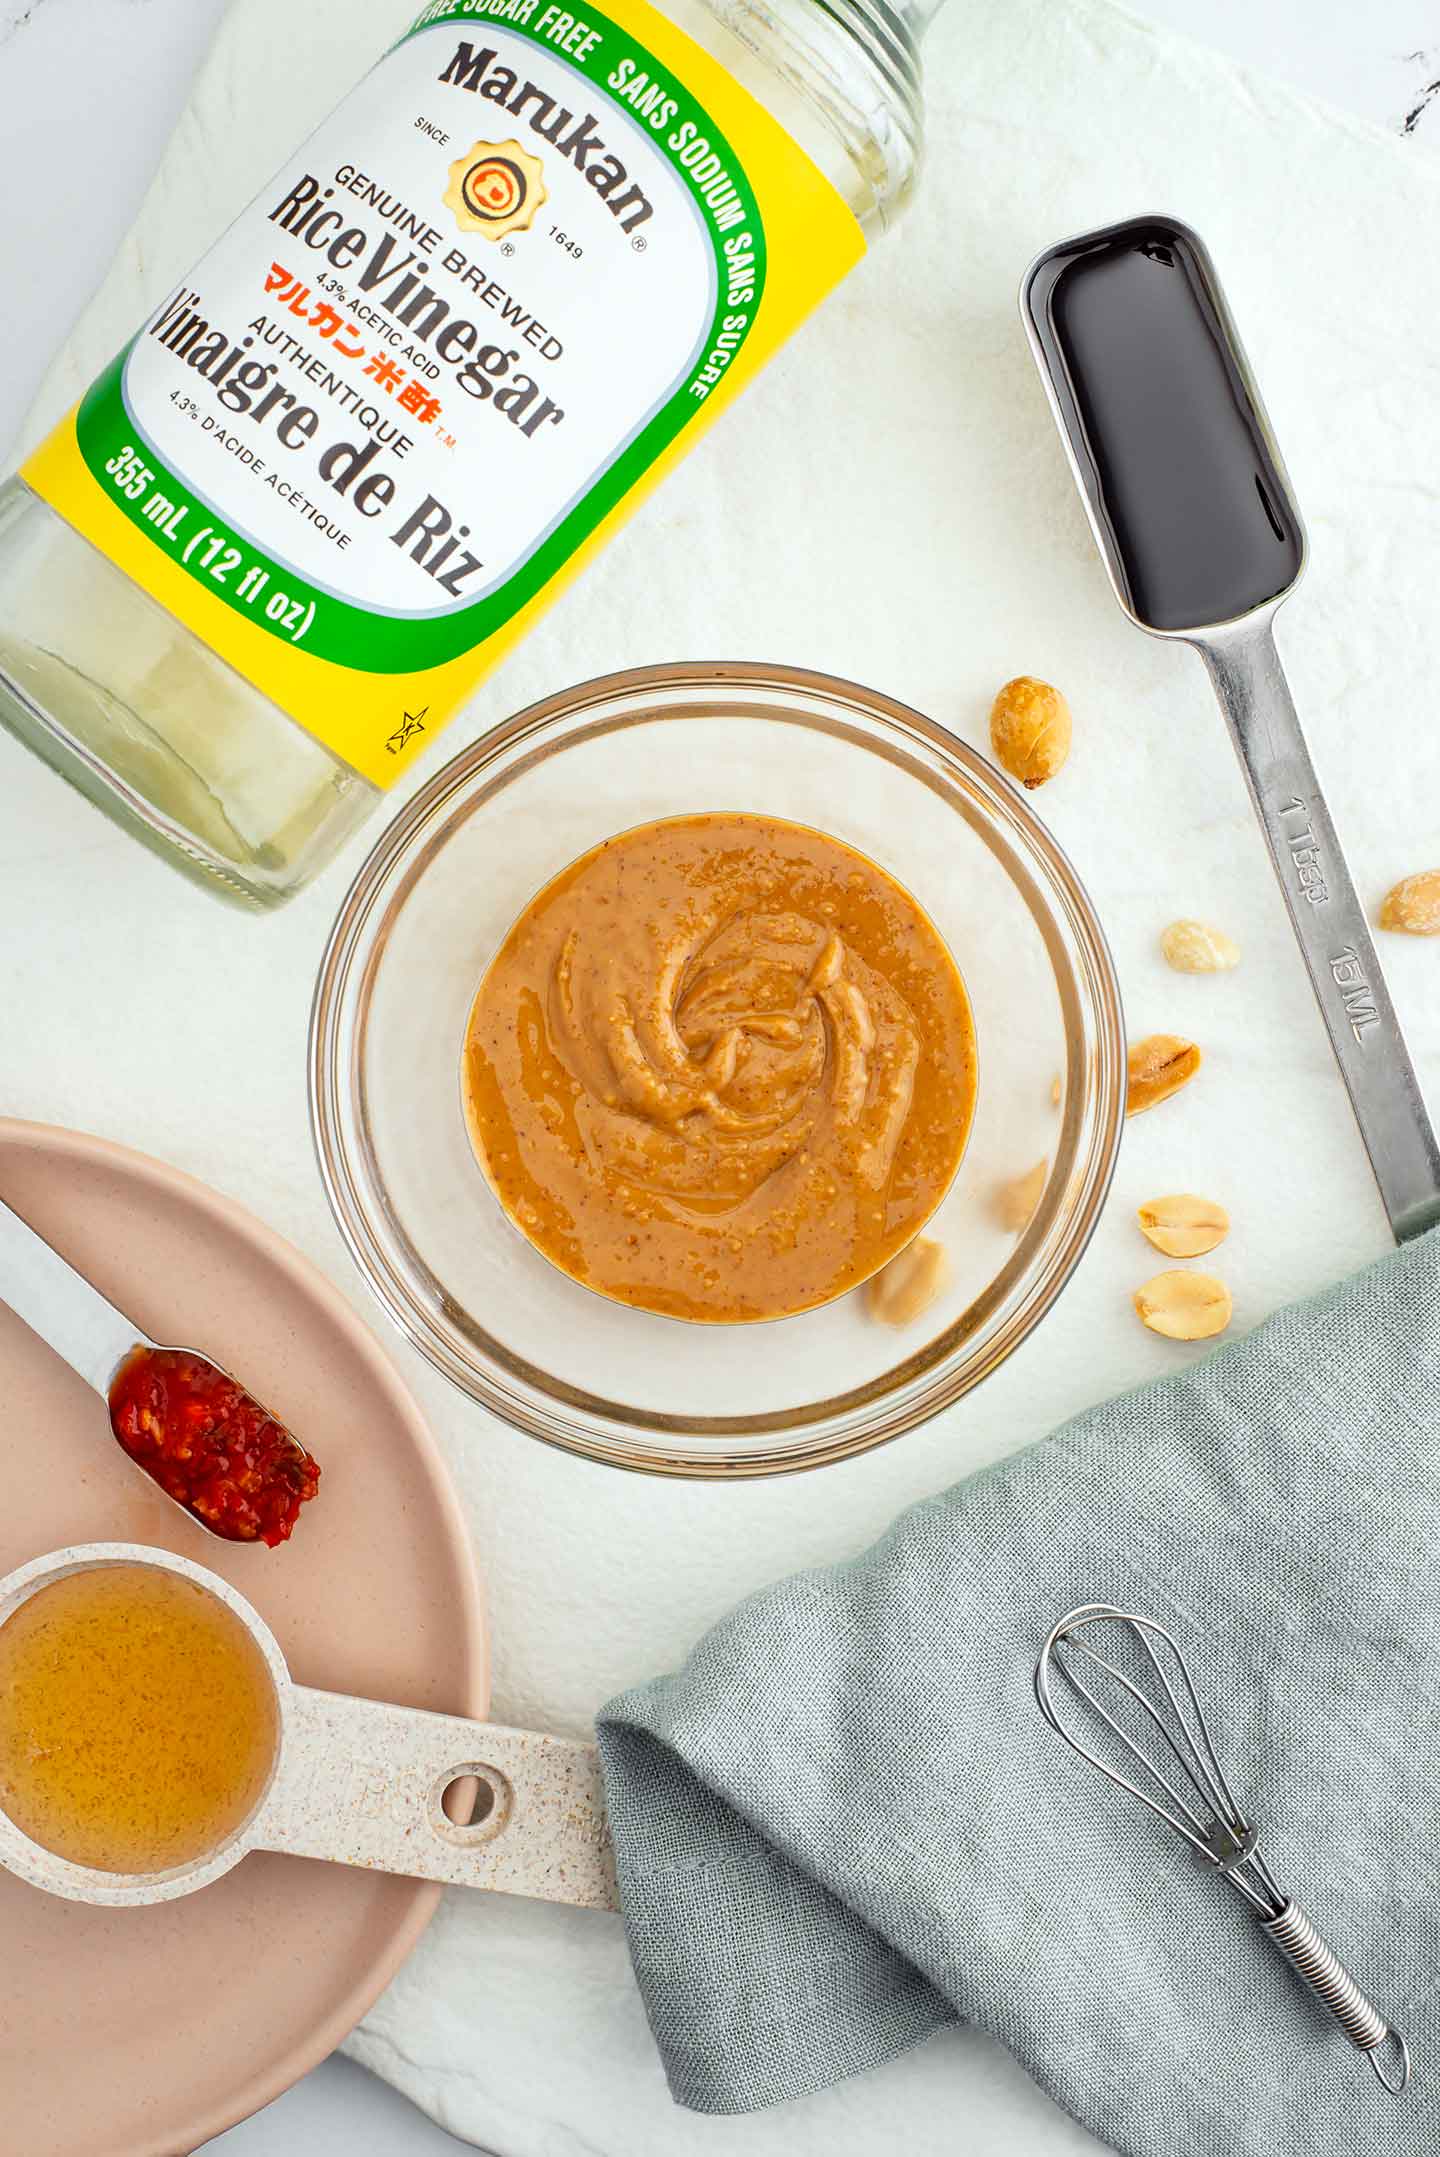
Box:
left=0, top=1542, right=616, bottom=1911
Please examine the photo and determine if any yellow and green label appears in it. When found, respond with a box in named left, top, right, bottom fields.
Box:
left=23, top=0, right=863, bottom=785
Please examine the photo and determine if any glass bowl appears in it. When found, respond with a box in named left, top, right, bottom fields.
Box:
left=309, top=662, right=1125, bottom=1476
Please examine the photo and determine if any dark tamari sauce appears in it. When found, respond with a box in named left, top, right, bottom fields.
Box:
left=1031, top=219, right=1303, bottom=631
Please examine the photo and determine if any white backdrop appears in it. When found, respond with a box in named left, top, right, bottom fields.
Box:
left=2, top=0, right=1439, bottom=2151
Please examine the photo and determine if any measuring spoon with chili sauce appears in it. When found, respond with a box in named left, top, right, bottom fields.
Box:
left=1022, top=216, right=1440, bottom=1243
left=0, top=1194, right=319, bottom=1545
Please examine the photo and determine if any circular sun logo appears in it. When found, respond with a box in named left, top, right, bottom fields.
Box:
left=444, top=139, right=548, bottom=241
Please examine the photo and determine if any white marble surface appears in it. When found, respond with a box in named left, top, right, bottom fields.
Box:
left=1, top=3, right=1438, bottom=2154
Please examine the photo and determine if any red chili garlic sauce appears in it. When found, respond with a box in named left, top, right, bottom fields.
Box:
left=108, top=1347, right=321, bottom=1547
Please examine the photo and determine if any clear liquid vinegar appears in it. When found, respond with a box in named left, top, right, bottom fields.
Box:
left=0, top=0, right=935, bottom=908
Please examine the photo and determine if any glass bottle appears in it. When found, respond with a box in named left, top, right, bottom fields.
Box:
left=0, top=0, right=937, bottom=908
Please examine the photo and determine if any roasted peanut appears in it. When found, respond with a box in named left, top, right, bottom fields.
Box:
left=1160, top=919, right=1240, bottom=973
left=1126, top=1035, right=1201, bottom=1116
left=1379, top=871, right=1440, bottom=936
left=989, top=676, right=1071, bottom=789
left=1137, top=1193, right=1229, bottom=1258
left=994, top=1158, right=1048, bottom=1233
left=865, top=1237, right=950, bottom=1327
left=1133, top=1269, right=1232, bottom=1342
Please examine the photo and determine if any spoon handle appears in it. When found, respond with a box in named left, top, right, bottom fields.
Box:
left=257, top=1685, right=617, bottom=1910
left=0, top=1194, right=148, bottom=1393
left=1197, top=615, right=1440, bottom=1244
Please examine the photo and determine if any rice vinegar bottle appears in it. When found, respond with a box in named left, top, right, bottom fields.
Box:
left=0, top=0, right=937, bottom=906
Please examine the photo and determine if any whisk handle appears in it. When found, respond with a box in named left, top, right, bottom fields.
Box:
left=1260, top=1901, right=1411, bottom=2093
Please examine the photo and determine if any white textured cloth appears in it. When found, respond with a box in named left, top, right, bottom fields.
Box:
left=13, top=1, right=1440, bottom=2153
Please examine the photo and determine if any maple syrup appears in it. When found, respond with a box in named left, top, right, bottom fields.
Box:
left=0, top=1564, right=278, bottom=1874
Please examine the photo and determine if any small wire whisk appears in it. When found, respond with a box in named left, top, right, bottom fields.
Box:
left=1034, top=1605, right=1411, bottom=2095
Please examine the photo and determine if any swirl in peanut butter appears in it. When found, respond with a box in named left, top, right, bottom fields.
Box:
left=462, top=814, right=976, bottom=1322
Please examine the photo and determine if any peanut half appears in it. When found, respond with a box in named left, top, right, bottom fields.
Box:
left=1160, top=919, right=1240, bottom=973
left=1126, top=1035, right=1201, bottom=1116
left=993, top=1158, right=1048, bottom=1234
left=989, top=676, right=1071, bottom=790
left=1379, top=870, right=1440, bottom=937
left=1133, top=1269, right=1232, bottom=1342
left=865, top=1236, right=951, bottom=1327
left=1137, top=1193, right=1229, bottom=1258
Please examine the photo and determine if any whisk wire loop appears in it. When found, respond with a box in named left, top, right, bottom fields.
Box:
left=1128, top=1622, right=1258, bottom=1846
left=1045, top=1643, right=1226, bottom=1861
left=1033, top=1604, right=1410, bottom=2094
left=1037, top=1608, right=1275, bottom=1912
left=1060, top=1638, right=1228, bottom=1832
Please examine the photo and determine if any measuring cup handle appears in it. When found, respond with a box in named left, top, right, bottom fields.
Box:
left=252, top=1686, right=617, bottom=1910
left=1196, top=614, right=1440, bottom=1243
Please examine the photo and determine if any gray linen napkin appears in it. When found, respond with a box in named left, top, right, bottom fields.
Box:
left=596, top=1230, right=1440, bottom=2154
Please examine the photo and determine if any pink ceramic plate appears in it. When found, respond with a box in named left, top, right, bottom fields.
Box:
left=0, top=1119, right=487, bottom=2156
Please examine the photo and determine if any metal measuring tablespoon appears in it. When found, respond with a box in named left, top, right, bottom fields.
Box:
left=1022, top=215, right=1440, bottom=1245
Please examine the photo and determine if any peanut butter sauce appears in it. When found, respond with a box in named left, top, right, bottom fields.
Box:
left=462, top=814, right=976, bottom=1322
